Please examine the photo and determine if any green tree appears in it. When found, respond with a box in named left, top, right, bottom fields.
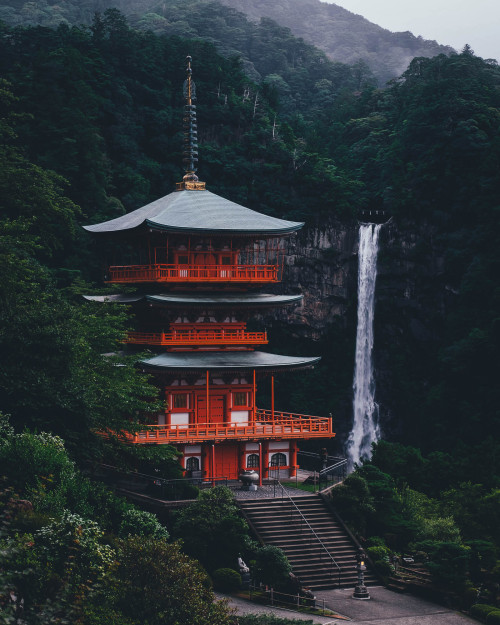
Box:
left=89, top=537, right=231, bottom=625
left=254, top=544, right=292, bottom=590
left=173, top=486, right=249, bottom=571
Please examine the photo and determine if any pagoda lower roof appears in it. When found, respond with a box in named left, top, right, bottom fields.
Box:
left=83, top=293, right=303, bottom=307
left=140, top=351, right=320, bottom=373
left=82, top=189, right=303, bottom=236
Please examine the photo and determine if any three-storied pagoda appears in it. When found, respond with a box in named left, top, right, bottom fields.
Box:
left=84, top=57, right=335, bottom=481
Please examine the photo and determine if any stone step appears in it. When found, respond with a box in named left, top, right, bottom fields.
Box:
left=238, top=494, right=378, bottom=590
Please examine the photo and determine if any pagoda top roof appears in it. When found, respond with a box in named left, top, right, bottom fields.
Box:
left=83, top=292, right=303, bottom=307
left=83, top=189, right=303, bottom=237
left=140, top=350, right=320, bottom=373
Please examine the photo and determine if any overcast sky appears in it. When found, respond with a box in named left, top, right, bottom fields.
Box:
left=324, top=0, right=499, bottom=61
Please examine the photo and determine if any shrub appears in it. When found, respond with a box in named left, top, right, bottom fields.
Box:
left=367, top=545, right=391, bottom=561
left=254, top=545, right=292, bottom=590
left=463, top=586, right=480, bottom=609
left=173, top=486, right=248, bottom=571
left=373, top=559, right=394, bottom=578
left=119, top=508, right=169, bottom=540
left=213, top=568, right=241, bottom=592
left=470, top=604, right=498, bottom=620
left=487, top=612, right=500, bottom=625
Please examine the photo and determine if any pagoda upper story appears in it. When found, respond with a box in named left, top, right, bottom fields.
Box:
left=83, top=189, right=302, bottom=287
left=84, top=55, right=302, bottom=289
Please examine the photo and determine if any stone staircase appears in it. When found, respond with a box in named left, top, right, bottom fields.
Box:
left=238, top=494, right=378, bottom=590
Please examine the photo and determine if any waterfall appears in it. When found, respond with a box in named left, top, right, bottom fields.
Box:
left=346, top=223, right=382, bottom=470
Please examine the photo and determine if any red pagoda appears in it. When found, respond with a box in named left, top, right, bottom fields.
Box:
left=84, top=57, right=335, bottom=482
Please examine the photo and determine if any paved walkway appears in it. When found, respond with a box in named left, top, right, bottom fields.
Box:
left=232, top=482, right=315, bottom=500
left=216, top=593, right=342, bottom=623
left=220, top=587, right=478, bottom=624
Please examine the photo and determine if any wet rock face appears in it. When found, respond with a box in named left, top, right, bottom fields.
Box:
left=268, top=217, right=450, bottom=444
left=276, top=217, right=448, bottom=345
left=277, top=219, right=360, bottom=338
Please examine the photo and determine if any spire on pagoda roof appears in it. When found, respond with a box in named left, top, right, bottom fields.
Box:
left=177, top=55, right=206, bottom=191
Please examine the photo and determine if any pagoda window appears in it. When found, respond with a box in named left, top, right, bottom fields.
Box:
left=172, top=393, right=189, bottom=409
left=247, top=454, right=259, bottom=468
left=186, top=456, right=200, bottom=471
left=270, top=453, right=287, bottom=467
left=232, top=391, right=248, bottom=407
left=177, top=255, right=189, bottom=264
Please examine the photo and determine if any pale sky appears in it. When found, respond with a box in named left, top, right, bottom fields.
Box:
left=324, top=0, right=499, bottom=62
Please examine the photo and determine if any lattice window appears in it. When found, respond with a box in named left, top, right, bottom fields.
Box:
left=270, top=452, right=287, bottom=467
left=172, top=393, right=188, bottom=409
left=233, top=392, right=248, bottom=407
left=186, top=456, right=200, bottom=471
left=247, top=454, right=259, bottom=468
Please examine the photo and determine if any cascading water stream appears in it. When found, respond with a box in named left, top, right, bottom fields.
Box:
left=346, top=223, right=382, bottom=470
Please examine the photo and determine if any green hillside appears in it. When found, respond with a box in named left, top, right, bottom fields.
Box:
left=0, top=0, right=455, bottom=84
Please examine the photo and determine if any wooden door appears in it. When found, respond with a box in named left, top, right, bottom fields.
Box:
left=196, top=395, right=225, bottom=425
left=214, top=445, right=239, bottom=479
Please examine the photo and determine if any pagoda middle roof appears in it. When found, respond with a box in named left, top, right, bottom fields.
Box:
left=83, top=189, right=303, bottom=236
left=83, top=293, right=303, bottom=307
left=140, top=351, right=320, bottom=373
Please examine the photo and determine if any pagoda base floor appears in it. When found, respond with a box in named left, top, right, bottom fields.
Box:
left=179, top=440, right=298, bottom=481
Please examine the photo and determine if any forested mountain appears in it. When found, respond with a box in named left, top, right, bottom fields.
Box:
left=213, top=0, right=456, bottom=83
left=0, top=0, right=455, bottom=84
left=1, top=4, right=500, bottom=605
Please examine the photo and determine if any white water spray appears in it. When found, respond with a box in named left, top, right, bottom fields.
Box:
left=346, top=223, right=382, bottom=470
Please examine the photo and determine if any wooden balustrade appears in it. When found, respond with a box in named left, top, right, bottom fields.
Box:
left=106, top=263, right=279, bottom=284
left=124, top=327, right=268, bottom=346
left=125, top=410, right=333, bottom=444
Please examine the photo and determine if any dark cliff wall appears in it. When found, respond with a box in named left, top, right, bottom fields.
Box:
left=268, top=218, right=452, bottom=450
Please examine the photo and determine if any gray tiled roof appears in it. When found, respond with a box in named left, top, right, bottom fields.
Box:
left=83, top=190, right=303, bottom=236
left=141, top=351, right=320, bottom=372
left=83, top=293, right=303, bottom=307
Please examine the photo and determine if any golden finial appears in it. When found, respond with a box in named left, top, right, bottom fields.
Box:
left=177, top=55, right=206, bottom=191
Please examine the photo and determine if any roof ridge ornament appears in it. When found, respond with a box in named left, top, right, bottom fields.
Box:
left=176, top=55, right=206, bottom=191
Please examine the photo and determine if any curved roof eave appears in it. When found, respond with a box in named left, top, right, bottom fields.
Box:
left=140, top=351, right=320, bottom=373
left=83, top=293, right=304, bottom=307
left=143, top=219, right=303, bottom=236
left=146, top=293, right=304, bottom=307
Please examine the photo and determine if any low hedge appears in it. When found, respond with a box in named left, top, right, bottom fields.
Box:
left=486, top=611, right=500, bottom=625
left=470, top=604, right=498, bottom=621
left=213, top=568, right=241, bottom=592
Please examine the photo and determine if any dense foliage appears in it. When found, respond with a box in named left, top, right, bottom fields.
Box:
left=331, top=440, right=500, bottom=601
left=0, top=0, right=455, bottom=84
left=0, top=420, right=230, bottom=624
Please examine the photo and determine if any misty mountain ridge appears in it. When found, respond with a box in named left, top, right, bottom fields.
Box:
left=1, top=0, right=455, bottom=84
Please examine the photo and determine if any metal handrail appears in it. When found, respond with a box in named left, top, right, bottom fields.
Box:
left=275, top=480, right=342, bottom=587
left=319, top=459, right=348, bottom=477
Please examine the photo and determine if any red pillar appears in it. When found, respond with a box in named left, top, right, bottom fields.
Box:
left=211, top=444, right=215, bottom=486
left=201, top=444, right=210, bottom=479
left=258, top=443, right=262, bottom=486
left=271, top=375, right=275, bottom=421
left=238, top=443, right=246, bottom=476
left=206, top=370, right=210, bottom=423
left=252, top=369, right=256, bottom=421
left=165, top=388, right=171, bottom=426
left=263, top=441, right=269, bottom=480
left=290, top=441, right=298, bottom=478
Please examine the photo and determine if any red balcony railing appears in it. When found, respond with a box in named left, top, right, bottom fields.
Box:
left=106, top=263, right=279, bottom=284
left=125, top=328, right=268, bottom=347
left=126, top=410, right=334, bottom=444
